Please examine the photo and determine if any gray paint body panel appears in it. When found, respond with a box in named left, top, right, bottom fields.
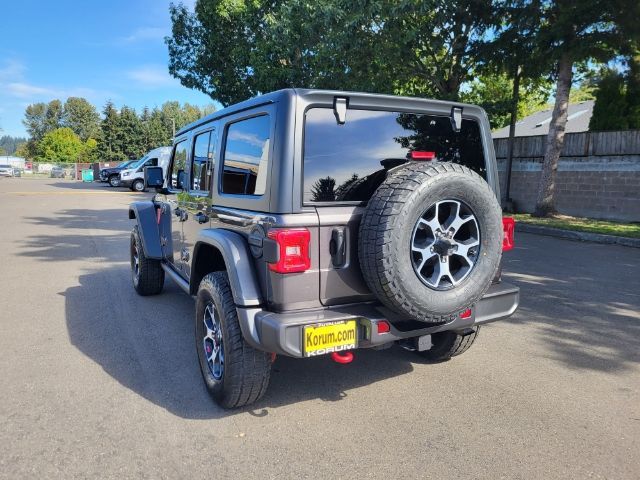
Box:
left=192, top=229, right=263, bottom=307
left=128, top=201, right=162, bottom=259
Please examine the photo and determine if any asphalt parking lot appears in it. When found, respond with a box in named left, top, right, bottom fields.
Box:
left=1, top=178, right=639, bottom=479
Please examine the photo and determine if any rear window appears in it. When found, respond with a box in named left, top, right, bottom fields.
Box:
left=303, top=108, right=487, bottom=204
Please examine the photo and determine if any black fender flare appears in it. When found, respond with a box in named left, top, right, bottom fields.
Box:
left=191, top=229, right=262, bottom=307
left=128, top=201, right=162, bottom=259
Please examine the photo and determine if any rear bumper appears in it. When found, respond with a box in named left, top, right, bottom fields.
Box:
left=237, top=282, right=520, bottom=357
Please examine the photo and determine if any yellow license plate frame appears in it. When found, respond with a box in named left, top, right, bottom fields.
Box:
left=303, top=320, right=358, bottom=357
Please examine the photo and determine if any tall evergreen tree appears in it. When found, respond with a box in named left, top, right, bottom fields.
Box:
left=44, top=100, right=63, bottom=132
left=626, top=54, right=640, bottom=129
left=63, top=97, right=100, bottom=141
left=117, top=106, right=145, bottom=159
left=97, top=101, right=125, bottom=162
left=589, top=70, right=629, bottom=131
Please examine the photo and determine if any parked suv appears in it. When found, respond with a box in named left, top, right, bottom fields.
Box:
left=128, top=89, right=519, bottom=408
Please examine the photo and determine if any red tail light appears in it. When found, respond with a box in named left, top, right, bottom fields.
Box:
left=377, top=320, right=391, bottom=334
left=502, top=217, right=515, bottom=252
left=268, top=228, right=311, bottom=273
left=410, top=151, right=436, bottom=160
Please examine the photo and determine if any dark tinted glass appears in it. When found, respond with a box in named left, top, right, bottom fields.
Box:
left=222, top=115, right=270, bottom=195
left=303, top=108, right=486, bottom=203
left=170, top=141, right=188, bottom=189
left=191, top=130, right=214, bottom=192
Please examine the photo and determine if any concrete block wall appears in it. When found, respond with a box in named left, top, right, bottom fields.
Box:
left=494, top=132, right=640, bottom=222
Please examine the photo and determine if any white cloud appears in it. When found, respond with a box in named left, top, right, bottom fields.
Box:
left=0, top=59, right=26, bottom=82
left=5, top=82, right=102, bottom=101
left=118, top=26, right=167, bottom=44
left=6, top=82, right=55, bottom=98
left=127, top=65, right=177, bottom=87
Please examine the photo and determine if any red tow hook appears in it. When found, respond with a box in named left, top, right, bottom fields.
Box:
left=330, top=351, right=354, bottom=364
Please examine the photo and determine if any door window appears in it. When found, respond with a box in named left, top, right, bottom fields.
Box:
left=191, top=130, right=215, bottom=193
left=170, top=141, right=188, bottom=190
left=137, top=157, right=158, bottom=172
left=221, top=115, right=270, bottom=195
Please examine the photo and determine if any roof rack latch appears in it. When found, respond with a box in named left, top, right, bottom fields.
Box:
left=333, top=97, right=348, bottom=125
left=450, top=106, right=462, bottom=132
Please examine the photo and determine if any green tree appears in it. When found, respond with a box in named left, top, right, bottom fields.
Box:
left=44, top=100, right=63, bottom=132
left=78, top=138, right=98, bottom=163
left=15, top=142, right=31, bottom=159
left=63, top=97, right=100, bottom=141
left=117, top=106, right=145, bottom=159
left=626, top=54, right=640, bottom=128
left=37, top=127, right=86, bottom=163
left=462, top=73, right=550, bottom=129
left=166, top=1, right=498, bottom=105
left=97, top=101, right=125, bottom=162
left=517, top=0, right=639, bottom=217
left=589, top=70, right=629, bottom=131
left=0, top=135, right=28, bottom=156
left=23, top=103, right=49, bottom=141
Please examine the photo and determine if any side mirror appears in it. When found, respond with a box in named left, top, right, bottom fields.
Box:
left=177, top=170, right=186, bottom=190
left=145, top=166, right=164, bottom=190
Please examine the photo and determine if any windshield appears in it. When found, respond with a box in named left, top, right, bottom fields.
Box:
left=0, top=165, right=11, bottom=169
left=128, top=154, right=150, bottom=170
left=303, top=108, right=487, bottom=204
left=118, top=160, right=135, bottom=169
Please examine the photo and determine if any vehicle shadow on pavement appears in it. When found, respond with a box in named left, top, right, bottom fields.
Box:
left=63, top=267, right=415, bottom=419
left=502, top=234, right=640, bottom=373
left=25, top=209, right=132, bottom=232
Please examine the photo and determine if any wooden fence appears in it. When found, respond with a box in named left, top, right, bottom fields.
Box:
left=494, top=130, right=640, bottom=158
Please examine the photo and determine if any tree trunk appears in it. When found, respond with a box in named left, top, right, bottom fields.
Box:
left=504, top=66, right=521, bottom=207
left=534, top=52, right=573, bottom=217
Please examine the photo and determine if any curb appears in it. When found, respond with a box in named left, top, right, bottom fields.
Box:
left=516, top=223, right=640, bottom=248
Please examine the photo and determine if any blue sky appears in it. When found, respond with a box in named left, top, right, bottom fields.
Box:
left=0, top=0, right=216, bottom=137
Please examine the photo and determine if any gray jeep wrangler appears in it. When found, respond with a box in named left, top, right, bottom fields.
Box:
left=128, top=89, right=519, bottom=408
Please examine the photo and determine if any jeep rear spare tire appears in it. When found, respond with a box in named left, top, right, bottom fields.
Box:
left=359, top=162, right=502, bottom=324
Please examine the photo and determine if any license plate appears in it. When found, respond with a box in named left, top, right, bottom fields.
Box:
left=303, top=320, right=358, bottom=357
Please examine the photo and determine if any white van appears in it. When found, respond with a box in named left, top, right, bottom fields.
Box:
left=119, top=147, right=172, bottom=191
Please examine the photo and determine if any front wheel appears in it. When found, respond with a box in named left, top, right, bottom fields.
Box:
left=108, top=174, right=121, bottom=187
left=131, top=179, right=145, bottom=192
left=195, top=272, right=272, bottom=408
left=130, top=225, right=164, bottom=295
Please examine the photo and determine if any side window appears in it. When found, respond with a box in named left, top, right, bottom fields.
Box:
left=221, top=115, right=270, bottom=195
left=170, top=141, right=188, bottom=190
left=191, top=130, right=215, bottom=192
left=138, top=158, right=157, bottom=172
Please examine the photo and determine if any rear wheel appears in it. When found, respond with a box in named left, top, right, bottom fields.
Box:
left=416, top=327, right=480, bottom=362
left=195, top=272, right=272, bottom=409
left=108, top=174, right=120, bottom=187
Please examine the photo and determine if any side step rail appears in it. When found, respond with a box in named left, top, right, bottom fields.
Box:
left=161, top=263, right=190, bottom=294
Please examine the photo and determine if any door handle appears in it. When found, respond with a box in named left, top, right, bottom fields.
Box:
left=195, top=212, right=209, bottom=224
left=330, top=228, right=347, bottom=267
